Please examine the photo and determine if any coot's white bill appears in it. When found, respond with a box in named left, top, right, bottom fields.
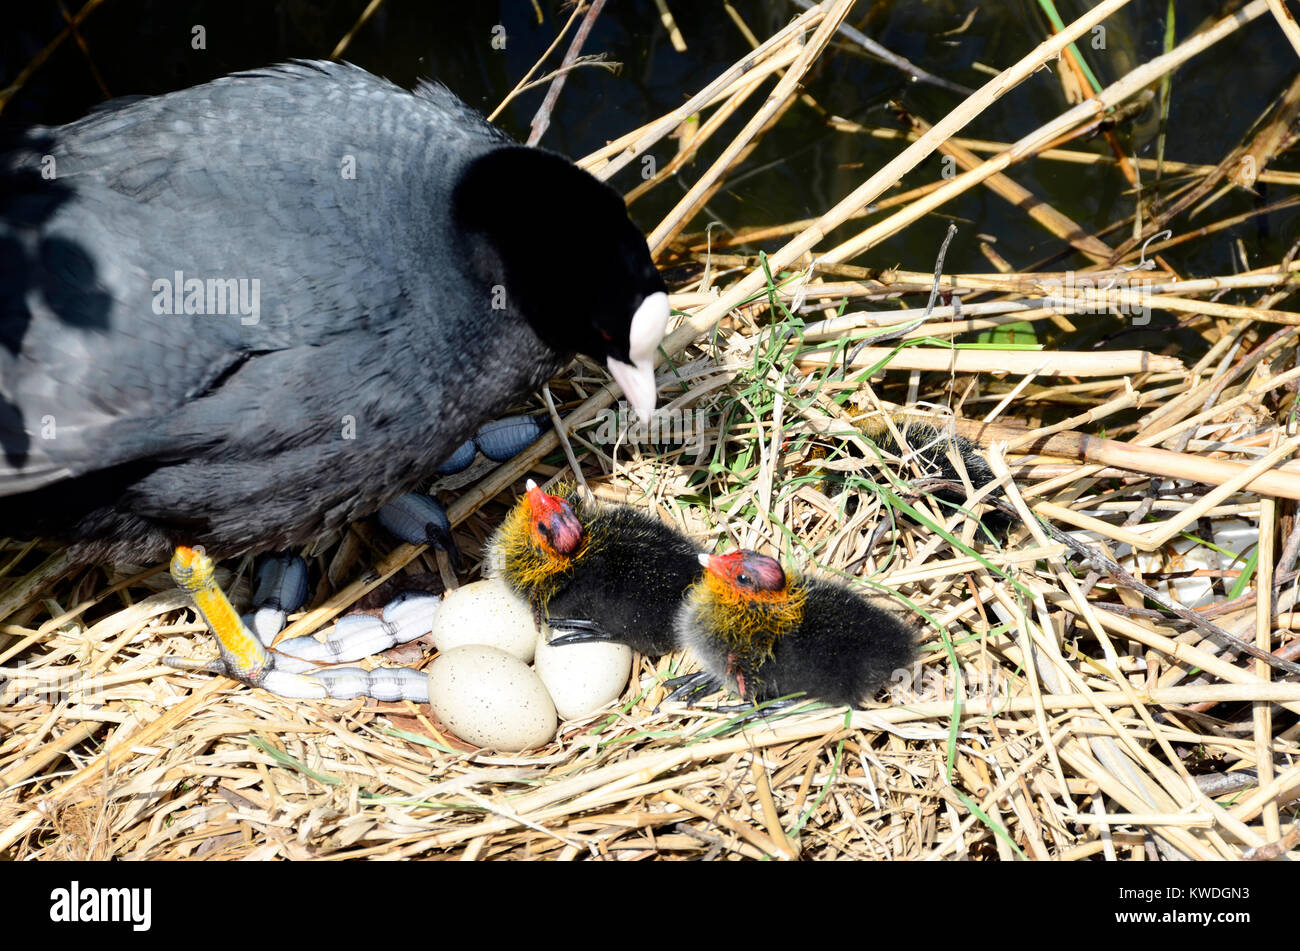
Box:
left=606, top=291, right=669, bottom=420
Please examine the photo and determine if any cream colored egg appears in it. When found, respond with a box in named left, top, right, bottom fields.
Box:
left=534, top=628, right=633, bottom=720
left=430, top=577, right=537, bottom=662
left=427, top=645, right=557, bottom=752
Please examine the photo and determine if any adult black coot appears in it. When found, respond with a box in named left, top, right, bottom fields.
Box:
left=0, top=61, right=669, bottom=563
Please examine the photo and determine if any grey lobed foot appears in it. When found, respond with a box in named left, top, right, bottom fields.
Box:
left=377, top=494, right=461, bottom=570
left=435, top=413, right=550, bottom=475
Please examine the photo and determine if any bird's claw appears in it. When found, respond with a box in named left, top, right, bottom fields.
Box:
left=714, top=695, right=814, bottom=718
left=162, top=655, right=227, bottom=675
left=656, top=670, right=814, bottom=722
left=657, top=671, right=722, bottom=710
left=380, top=413, right=554, bottom=568
left=698, top=696, right=818, bottom=733
left=544, top=617, right=617, bottom=647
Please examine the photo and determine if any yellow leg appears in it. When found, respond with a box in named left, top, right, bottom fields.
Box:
left=170, top=546, right=271, bottom=682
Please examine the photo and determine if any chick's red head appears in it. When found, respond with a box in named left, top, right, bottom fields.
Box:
left=699, top=550, right=788, bottom=602
left=524, top=481, right=583, bottom=558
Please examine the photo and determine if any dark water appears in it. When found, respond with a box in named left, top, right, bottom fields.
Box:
left=3, top=1, right=1297, bottom=355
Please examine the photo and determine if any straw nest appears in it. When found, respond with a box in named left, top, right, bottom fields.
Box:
left=3, top=0, right=1299, bottom=860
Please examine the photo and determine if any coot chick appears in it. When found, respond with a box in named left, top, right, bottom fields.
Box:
left=862, top=416, right=1009, bottom=536
left=671, top=550, right=915, bottom=707
left=487, top=480, right=699, bottom=655
left=0, top=61, right=669, bottom=564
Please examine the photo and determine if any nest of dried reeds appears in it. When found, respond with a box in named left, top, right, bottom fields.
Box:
left=3, top=0, right=1300, bottom=861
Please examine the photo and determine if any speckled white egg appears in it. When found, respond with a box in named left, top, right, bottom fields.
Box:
left=533, top=628, right=633, bottom=720
left=430, top=578, right=537, bottom=662
left=427, top=645, right=557, bottom=752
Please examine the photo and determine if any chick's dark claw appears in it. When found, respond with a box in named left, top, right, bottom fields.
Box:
left=488, top=480, right=701, bottom=656
left=657, top=671, right=813, bottom=722
left=544, top=617, right=621, bottom=648
left=658, top=670, right=723, bottom=707
left=675, top=550, right=916, bottom=708
left=713, top=696, right=814, bottom=717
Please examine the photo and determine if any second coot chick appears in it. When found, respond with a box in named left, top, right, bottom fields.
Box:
left=673, top=550, right=916, bottom=706
left=487, top=481, right=699, bottom=655
left=861, top=416, right=1009, bottom=536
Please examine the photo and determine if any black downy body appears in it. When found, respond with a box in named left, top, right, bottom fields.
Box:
left=489, top=483, right=699, bottom=656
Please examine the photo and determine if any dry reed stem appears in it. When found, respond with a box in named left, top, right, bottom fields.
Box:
left=646, top=0, right=857, bottom=255
left=798, top=348, right=1183, bottom=377
left=1257, top=470, right=1281, bottom=841
left=821, top=1, right=1267, bottom=266
left=1266, top=0, right=1300, bottom=58
left=906, top=111, right=1115, bottom=264
left=839, top=124, right=1300, bottom=187
left=581, top=5, right=825, bottom=176
left=928, top=415, right=1300, bottom=502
